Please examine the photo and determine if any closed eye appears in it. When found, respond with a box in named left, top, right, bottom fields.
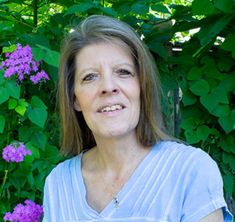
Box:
left=82, top=73, right=98, bottom=82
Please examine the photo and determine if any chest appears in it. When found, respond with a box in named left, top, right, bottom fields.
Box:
left=83, top=171, right=129, bottom=213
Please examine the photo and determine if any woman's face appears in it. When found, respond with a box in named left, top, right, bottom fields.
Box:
left=74, top=42, right=140, bottom=140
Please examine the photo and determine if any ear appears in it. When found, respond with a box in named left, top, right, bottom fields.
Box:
left=74, top=98, right=82, bottom=111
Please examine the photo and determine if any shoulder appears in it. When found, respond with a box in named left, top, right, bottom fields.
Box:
left=45, top=154, right=81, bottom=184
left=158, top=140, right=217, bottom=165
left=155, top=140, right=221, bottom=183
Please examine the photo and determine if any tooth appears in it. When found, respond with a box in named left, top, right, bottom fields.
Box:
left=100, top=104, right=123, bottom=112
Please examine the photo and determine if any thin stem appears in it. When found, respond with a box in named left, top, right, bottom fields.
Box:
left=33, top=0, right=38, bottom=27
left=0, top=170, right=8, bottom=198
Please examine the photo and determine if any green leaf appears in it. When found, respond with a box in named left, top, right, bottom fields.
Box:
left=187, top=67, right=202, bottom=80
left=192, top=0, right=215, bottom=15
left=0, top=70, right=4, bottom=85
left=21, top=34, right=50, bottom=48
left=0, top=115, right=5, bottom=133
left=197, top=15, right=233, bottom=46
left=32, top=45, right=60, bottom=67
left=42, top=144, right=61, bottom=164
left=200, top=87, right=228, bottom=112
left=218, top=110, right=235, bottom=133
left=200, top=93, right=217, bottom=112
left=5, top=80, right=20, bottom=99
left=24, top=142, right=40, bottom=163
left=222, top=153, right=235, bottom=172
left=2, top=45, right=16, bottom=53
left=212, top=87, right=229, bottom=104
left=219, top=75, right=235, bottom=92
left=151, top=3, right=171, bottom=14
left=217, top=57, right=234, bottom=72
left=184, top=129, right=200, bottom=144
left=211, top=104, right=230, bottom=117
left=196, top=125, right=210, bottom=141
left=213, top=0, right=233, bottom=13
left=64, top=3, right=95, bottom=15
left=8, top=98, right=17, bottom=109
left=190, top=79, right=210, bottom=96
left=27, top=142, right=40, bottom=159
left=223, top=174, right=234, bottom=195
left=15, top=99, right=28, bottom=116
left=31, top=96, right=47, bottom=109
left=221, top=34, right=235, bottom=59
left=99, top=7, right=118, bottom=16
left=149, top=41, right=168, bottom=59
left=31, top=131, right=47, bottom=150
left=28, top=97, right=48, bottom=128
left=181, top=117, right=199, bottom=130
left=28, top=107, right=48, bottom=128
left=19, top=126, right=33, bottom=142
left=182, top=90, right=197, bottom=106
left=131, top=3, right=149, bottom=15
left=27, top=172, right=34, bottom=187
left=219, top=135, right=235, bottom=153
left=0, top=86, right=9, bottom=104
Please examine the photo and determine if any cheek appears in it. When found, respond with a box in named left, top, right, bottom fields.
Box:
left=75, top=88, right=94, bottom=111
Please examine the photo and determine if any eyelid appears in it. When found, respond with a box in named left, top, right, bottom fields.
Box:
left=116, top=68, right=135, bottom=77
left=81, top=73, right=98, bottom=82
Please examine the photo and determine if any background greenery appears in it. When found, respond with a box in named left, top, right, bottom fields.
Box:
left=0, top=0, right=234, bottom=220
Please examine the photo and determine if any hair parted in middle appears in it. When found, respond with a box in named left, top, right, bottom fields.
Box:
left=58, top=14, right=169, bottom=156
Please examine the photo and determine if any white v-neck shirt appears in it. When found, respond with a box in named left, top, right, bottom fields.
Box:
left=42, top=141, right=233, bottom=222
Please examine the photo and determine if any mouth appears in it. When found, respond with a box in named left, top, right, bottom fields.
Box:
left=97, top=104, right=125, bottom=113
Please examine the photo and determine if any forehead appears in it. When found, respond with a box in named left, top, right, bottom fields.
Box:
left=75, top=41, right=135, bottom=69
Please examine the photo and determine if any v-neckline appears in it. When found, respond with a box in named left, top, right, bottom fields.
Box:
left=76, top=141, right=162, bottom=217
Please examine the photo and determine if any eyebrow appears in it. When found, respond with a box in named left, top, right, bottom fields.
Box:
left=113, top=62, right=135, bottom=69
left=77, top=62, right=135, bottom=75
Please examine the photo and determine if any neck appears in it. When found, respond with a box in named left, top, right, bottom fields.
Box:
left=92, top=133, right=148, bottom=176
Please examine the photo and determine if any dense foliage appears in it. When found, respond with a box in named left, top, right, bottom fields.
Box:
left=0, top=0, right=234, bottom=220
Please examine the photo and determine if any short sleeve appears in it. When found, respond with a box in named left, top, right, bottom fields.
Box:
left=181, top=149, right=233, bottom=222
left=42, top=169, right=61, bottom=222
left=42, top=175, right=53, bottom=222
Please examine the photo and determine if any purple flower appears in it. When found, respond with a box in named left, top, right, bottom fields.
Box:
left=2, top=143, right=32, bottom=163
left=30, top=70, right=50, bottom=85
left=0, top=44, right=49, bottom=84
left=3, top=199, right=43, bottom=222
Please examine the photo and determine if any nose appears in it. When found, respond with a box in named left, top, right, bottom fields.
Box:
left=100, top=73, right=119, bottom=95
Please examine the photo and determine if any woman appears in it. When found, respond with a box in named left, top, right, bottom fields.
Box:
left=43, top=15, right=233, bottom=222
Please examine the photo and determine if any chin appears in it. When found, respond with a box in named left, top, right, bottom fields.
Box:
left=98, top=126, right=137, bottom=139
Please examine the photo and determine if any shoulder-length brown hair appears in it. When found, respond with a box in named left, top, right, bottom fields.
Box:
left=58, top=15, right=169, bottom=156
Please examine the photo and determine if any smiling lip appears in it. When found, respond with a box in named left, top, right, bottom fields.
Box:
left=97, top=104, right=125, bottom=113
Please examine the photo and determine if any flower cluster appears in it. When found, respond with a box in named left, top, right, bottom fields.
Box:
left=4, top=199, right=43, bottom=222
left=2, top=143, right=32, bottom=163
left=0, top=44, right=49, bottom=84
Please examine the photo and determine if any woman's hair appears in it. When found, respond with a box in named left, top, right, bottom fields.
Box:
left=58, top=15, right=169, bottom=156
